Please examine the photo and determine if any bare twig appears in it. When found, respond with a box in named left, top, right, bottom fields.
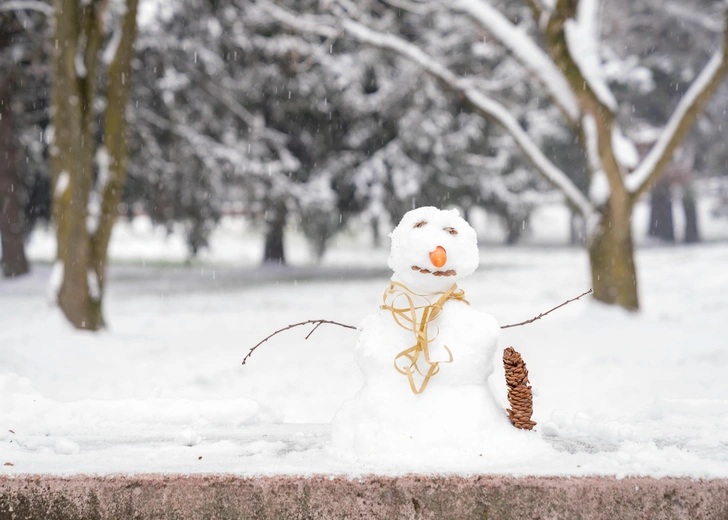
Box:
left=242, top=319, right=357, bottom=365
left=243, top=289, right=592, bottom=364
left=305, top=321, right=324, bottom=339
left=500, top=289, right=593, bottom=329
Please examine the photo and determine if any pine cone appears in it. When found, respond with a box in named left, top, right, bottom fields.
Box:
left=503, top=346, right=536, bottom=430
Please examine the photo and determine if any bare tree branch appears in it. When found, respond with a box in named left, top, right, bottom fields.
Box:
left=500, top=289, right=593, bottom=329
left=242, top=319, right=357, bottom=365
left=242, top=290, right=593, bottom=364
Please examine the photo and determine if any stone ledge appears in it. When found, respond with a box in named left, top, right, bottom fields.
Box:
left=2, top=475, right=727, bottom=520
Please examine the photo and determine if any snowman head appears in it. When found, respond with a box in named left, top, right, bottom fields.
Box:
left=388, top=207, right=479, bottom=294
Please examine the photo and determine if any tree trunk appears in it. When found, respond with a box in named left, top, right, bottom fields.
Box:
left=504, top=213, right=526, bottom=245
left=648, top=180, right=675, bottom=242
left=371, top=216, right=381, bottom=248
left=0, top=79, right=30, bottom=278
left=682, top=185, right=700, bottom=243
left=588, top=206, right=639, bottom=310
left=49, top=0, right=139, bottom=330
left=50, top=0, right=99, bottom=329
left=90, top=0, right=140, bottom=304
left=263, top=201, right=287, bottom=265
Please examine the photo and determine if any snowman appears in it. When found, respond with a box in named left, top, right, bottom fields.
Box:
left=331, top=206, right=516, bottom=458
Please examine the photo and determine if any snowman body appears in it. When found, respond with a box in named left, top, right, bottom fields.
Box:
left=331, top=207, right=513, bottom=457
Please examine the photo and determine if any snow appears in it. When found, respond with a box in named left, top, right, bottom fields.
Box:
left=47, top=260, right=63, bottom=302
left=582, top=114, right=602, bottom=175
left=2, top=209, right=728, bottom=477
left=582, top=114, right=610, bottom=205
left=102, top=19, right=123, bottom=65
left=563, top=0, right=618, bottom=111
left=87, top=270, right=101, bottom=301
left=386, top=207, right=479, bottom=294
left=74, top=36, right=88, bottom=79
left=54, top=170, right=69, bottom=200
left=54, top=439, right=81, bottom=456
left=612, top=125, right=639, bottom=171
left=174, top=428, right=203, bottom=447
left=87, top=147, right=111, bottom=235
left=589, top=170, right=610, bottom=206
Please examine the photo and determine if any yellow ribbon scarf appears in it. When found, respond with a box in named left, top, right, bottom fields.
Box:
left=381, top=282, right=469, bottom=394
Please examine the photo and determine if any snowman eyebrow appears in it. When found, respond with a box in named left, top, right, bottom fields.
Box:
left=444, top=227, right=458, bottom=235
left=413, top=221, right=427, bottom=228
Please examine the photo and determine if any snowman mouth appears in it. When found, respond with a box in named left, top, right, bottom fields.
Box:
left=411, top=265, right=457, bottom=277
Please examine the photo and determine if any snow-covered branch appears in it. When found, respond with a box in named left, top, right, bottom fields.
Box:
left=260, top=3, right=338, bottom=38
left=0, top=0, right=53, bottom=15
left=176, top=60, right=289, bottom=148
left=563, top=0, right=617, bottom=112
left=463, top=88, right=593, bottom=217
left=665, top=2, right=724, bottom=33
left=626, top=13, right=728, bottom=198
left=380, top=0, right=433, bottom=16
left=260, top=1, right=594, bottom=218
left=451, top=0, right=579, bottom=122
left=137, top=108, right=300, bottom=178
left=102, top=18, right=123, bottom=65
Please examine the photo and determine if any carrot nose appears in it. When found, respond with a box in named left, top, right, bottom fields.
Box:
left=429, top=246, right=447, bottom=268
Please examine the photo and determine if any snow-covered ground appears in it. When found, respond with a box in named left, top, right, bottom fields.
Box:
left=21, top=195, right=728, bottom=266
left=1, top=203, right=728, bottom=477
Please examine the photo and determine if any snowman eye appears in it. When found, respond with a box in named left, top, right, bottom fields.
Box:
left=444, top=227, right=458, bottom=235
left=413, top=221, right=427, bottom=228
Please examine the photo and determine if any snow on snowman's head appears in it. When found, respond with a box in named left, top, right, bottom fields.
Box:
left=388, top=207, right=479, bottom=294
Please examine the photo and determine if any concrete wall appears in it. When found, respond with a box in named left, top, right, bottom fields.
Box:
left=2, top=475, right=728, bottom=520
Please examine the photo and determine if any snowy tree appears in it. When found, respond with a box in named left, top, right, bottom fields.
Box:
left=602, top=0, right=728, bottom=243
left=0, top=77, right=30, bottom=278
left=130, top=0, right=412, bottom=263
left=129, top=0, right=568, bottom=261
left=129, top=0, right=324, bottom=265
left=339, top=3, right=570, bottom=244
left=0, top=22, right=29, bottom=277
left=261, top=0, right=728, bottom=310
left=48, top=0, right=139, bottom=329
left=0, top=1, right=51, bottom=277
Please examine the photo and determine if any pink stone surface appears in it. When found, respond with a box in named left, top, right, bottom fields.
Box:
left=2, top=474, right=728, bottom=519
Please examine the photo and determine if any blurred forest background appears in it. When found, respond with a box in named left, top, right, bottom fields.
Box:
left=1, top=0, right=728, bottom=330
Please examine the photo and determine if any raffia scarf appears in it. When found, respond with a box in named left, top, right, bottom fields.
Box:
left=381, top=282, right=468, bottom=394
